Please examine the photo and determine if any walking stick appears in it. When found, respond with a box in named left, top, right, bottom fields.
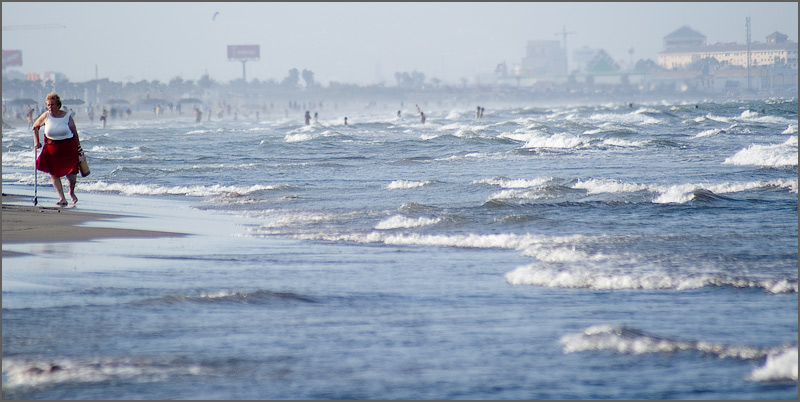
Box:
left=33, top=144, right=38, bottom=206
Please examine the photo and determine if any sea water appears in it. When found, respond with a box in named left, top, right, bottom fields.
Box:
left=2, top=98, right=797, bottom=399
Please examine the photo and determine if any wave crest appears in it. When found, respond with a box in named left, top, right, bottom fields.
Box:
left=505, top=265, right=798, bottom=294
left=723, top=136, right=798, bottom=168
left=560, top=325, right=786, bottom=359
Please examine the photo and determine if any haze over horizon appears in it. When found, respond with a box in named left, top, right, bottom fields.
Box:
left=3, top=2, right=797, bottom=86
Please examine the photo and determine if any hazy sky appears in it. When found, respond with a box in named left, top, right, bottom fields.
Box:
left=3, top=2, right=797, bottom=85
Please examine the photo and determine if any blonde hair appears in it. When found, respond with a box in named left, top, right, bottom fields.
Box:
left=45, top=92, right=62, bottom=108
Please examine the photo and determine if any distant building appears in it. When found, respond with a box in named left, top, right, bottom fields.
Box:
left=663, top=25, right=706, bottom=50
left=658, top=27, right=798, bottom=70
left=584, top=49, right=621, bottom=74
left=520, top=40, right=567, bottom=76
left=572, top=47, right=601, bottom=73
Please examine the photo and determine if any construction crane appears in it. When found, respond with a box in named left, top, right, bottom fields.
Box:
left=555, top=26, right=576, bottom=72
left=2, top=24, right=65, bottom=31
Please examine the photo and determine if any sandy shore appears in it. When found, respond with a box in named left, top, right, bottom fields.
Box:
left=2, top=194, right=184, bottom=257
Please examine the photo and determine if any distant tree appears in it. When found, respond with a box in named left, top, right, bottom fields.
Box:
left=394, top=70, right=426, bottom=89
left=410, top=71, right=425, bottom=88
left=688, top=57, right=721, bottom=72
left=282, top=68, right=300, bottom=88
left=198, top=74, right=216, bottom=89
left=394, top=71, right=409, bottom=87
left=301, top=69, right=316, bottom=88
left=169, top=76, right=184, bottom=88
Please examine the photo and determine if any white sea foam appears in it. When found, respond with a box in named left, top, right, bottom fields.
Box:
left=375, top=215, right=441, bottom=230
left=587, top=109, right=662, bottom=125
left=284, top=133, right=314, bottom=142
left=723, top=136, right=798, bottom=167
left=487, top=188, right=553, bottom=202
left=445, top=110, right=462, bottom=120
left=651, top=179, right=798, bottom=203
left=79, top=181, right=279, bottom=197
left=572, top=178, right=650, bottom=194
left=478, top=176, right=798, bottom=204
left=737, top=110, right=797, bottom=126
left=387, top=179, right=434, bottom=190
left=474, top=177, right=553, bottom=189
left=1, top=357, right=206, bottom=389
left=0, top=150, right=34, bottom=168
left=705, top=114, right=731, bottom=123
left=243, top=209, right=340, bottom=230
left=694, top=128, right=725, bottom=138
left=748, top=347, right=799, bottom=382
left=583, top=122, right=617, bottom=135
left=498, top=129, right=549, bottom=143
left=294, top=231, right=587, bottom=251
left=560, top=325, right=781, bottom=359
left=652, top=184, right=699, bottom=204
left=602, top=137, right=648, bottom=147
left=505, top=264, right=798, bottom=294
left=453, top=127, right=479, bottom=138
left=438, top=122, right=465, bottom=131
left=522, top=133, right=588, bottom=149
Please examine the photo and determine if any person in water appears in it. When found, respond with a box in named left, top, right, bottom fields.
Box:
left=32, top=92, right=83, bottom=206
left=100, top=107, right=108, bottom=129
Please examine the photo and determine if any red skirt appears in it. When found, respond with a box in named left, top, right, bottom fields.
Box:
left=37, top=137, right=79, bottom=177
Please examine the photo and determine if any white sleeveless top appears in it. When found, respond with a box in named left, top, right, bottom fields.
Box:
left=44, top=112, right=73, bottom=140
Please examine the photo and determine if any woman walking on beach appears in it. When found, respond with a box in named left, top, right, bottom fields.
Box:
left=32, top=92, right=83, bottom=206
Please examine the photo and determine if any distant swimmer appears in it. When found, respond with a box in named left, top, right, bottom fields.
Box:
left=314, top=112, right=318, bottom=123
left=344, top=117, right=348, bottom=126
left=420, top=112, right=426, bottom=125
left=476, top=106, right=481, bottom=118
left=397, top=110, right=401, bottom=119
left=304, top=111, right=311, bottom=125
left=27, top=107, right=34, bottom=129
left=100, top=108, right=108, bottom=129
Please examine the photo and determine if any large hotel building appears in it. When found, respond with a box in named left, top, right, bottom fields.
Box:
left=657, top=26, right=797, bottom=70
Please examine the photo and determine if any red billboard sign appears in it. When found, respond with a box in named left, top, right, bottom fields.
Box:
left=2, top=50, right=22, bottom=68
left=227, top=45, right=260, bottom=61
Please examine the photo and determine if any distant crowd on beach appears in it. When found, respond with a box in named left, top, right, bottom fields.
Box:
left=3, top=98, right=492, bottom=130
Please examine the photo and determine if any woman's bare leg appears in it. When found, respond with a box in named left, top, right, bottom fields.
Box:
left=51, top=174, right=67, bottom=205
left=67, top=173, right=78, bottom=204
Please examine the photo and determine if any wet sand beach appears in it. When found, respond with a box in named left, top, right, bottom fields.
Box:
left=2, top=193, right=184, bottom=256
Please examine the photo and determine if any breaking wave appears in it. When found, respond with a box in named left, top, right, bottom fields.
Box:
left=479, top=176, right=798, bottom=204
left=723, top=136, right=798, bottom=168
left=139, top=289, right=316, bottom=305
left=560, top=325, right=797, bottom=382
left=386, top=179, right=435, bottom=190
left=2, top=357, right=208, bottom=389
left=78, top=181, right=281, bottom=197
left=505, top=265, right=797, bottom=294
left=375, top=215, right=441, bottom=230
